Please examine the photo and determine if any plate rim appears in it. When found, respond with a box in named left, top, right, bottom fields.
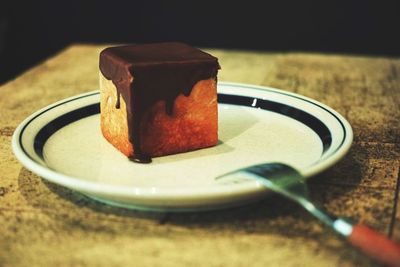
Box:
left=12, top=82, right=353, bottom=201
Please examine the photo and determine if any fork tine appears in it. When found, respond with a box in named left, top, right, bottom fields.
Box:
left=243, top=163, right=310, bottom=199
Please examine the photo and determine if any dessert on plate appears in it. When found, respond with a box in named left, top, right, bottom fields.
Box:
left=99, top=42, right=220, bottom=163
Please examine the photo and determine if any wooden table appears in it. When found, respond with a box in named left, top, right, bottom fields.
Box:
left=0, top=45, right=399, bottom=267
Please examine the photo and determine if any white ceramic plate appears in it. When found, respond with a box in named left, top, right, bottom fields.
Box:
left=12, top=82, right=353, bottom=212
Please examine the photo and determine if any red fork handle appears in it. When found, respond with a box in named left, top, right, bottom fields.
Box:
left=348, top=224, right=400, bottom=267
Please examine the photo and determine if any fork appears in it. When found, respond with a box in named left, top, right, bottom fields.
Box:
left=218, top=163, right=400, bottom=267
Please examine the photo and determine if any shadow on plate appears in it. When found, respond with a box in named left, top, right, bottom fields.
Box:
left=151, top=139, right=234, bottom=165
left=152, top=105, right=259, bottom=164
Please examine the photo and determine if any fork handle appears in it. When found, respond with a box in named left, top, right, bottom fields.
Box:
left=348, top=224, right=400, bottom=267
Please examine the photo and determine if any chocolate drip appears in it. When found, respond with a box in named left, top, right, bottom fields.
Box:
left=115, top=92, right=121, bottom=109
left=99, top=42, right=220, bottom=162
left=129, top=154, right=152, bottom=164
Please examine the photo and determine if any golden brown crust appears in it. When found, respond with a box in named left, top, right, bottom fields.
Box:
left=99, top=72, right=218, bottom=158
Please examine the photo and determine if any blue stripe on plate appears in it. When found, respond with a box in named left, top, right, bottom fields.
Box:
left=218, top=94, right=332, bottom=152
left=223, top=83, right=347, bottom=153
left=29, top=92, right=335, bottom=160
left=34, top=104, right=100, bottom=158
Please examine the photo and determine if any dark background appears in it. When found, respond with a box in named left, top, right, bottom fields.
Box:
left=1, top=1, right=399, bottom=85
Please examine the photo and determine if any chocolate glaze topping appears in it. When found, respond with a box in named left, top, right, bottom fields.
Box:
left=99, top=42, right=220, bottom=163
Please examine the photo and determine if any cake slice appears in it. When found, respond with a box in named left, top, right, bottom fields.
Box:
left=99, top=42, right=220, bottom=163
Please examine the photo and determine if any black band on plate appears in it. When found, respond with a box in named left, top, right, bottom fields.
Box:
left=33, top=94, right=332, bottom=159
left=34, top=104, right=100, bottom=159
left=217, top=94, right=332, bottom=152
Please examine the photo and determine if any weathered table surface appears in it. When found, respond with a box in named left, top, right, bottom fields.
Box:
left=0, top=45, right=399, bottom=267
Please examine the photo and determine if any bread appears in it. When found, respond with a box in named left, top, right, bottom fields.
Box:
left=99, top=42, right=220, bottom=162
